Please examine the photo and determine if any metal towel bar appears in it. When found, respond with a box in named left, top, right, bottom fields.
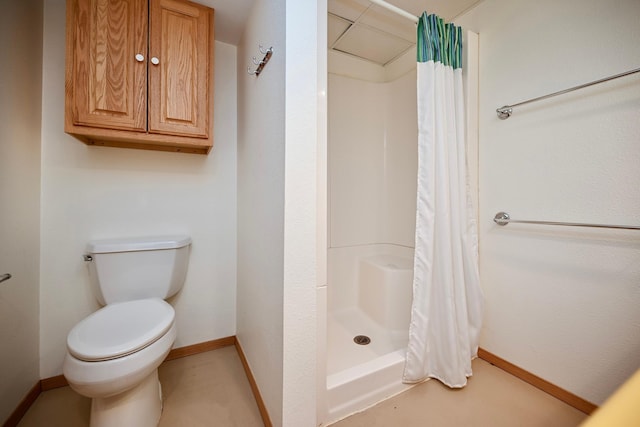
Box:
left=496, top=67, right=640, bottom=119
left=493, top=212, right=640, bottom=231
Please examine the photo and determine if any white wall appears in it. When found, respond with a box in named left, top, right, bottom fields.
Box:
left=236, top=0, right=285, bottom=424
left=282, top=0, right=325, bottom=424
left=0, top=0, right=43, bottom=422
left=39, top=0, right=238, bottom=379
left=456, top=0, right=640, bottom=405
left=237, top=1, right=324, bottom=424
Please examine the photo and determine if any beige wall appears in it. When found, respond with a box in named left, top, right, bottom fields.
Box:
left=236, top=0, right=286, bottom=424
left=282, top=0, right=325, bottom=424
left=39, top=0, right=238, bottom=379
left=0, top=0, right=43, bottom=422
left=237, top=0, right=325, bottom=423
left=456, top=0, right=640, bottom=405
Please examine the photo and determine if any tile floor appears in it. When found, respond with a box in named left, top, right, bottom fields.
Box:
left=17, top=347, right=589, bottom=427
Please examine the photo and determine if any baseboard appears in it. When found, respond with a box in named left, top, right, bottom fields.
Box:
left=478, top=348, right=598, bottom=415
left=235, top=338, right=273, bottom=427
left=40, top=375, right=69, bottom=391
left=165, top=336, right=236, bottom=362
left=2, top=382, right=40, bottom=427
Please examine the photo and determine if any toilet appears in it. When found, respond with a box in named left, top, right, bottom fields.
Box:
left=63, top=235, right=191, bottom=427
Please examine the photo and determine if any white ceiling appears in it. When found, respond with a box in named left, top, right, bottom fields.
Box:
left=190, top=0, right=481, bottom=63
left=192, top=0, right=256, bottom=45
left=328, top=0, right=482, bottom=65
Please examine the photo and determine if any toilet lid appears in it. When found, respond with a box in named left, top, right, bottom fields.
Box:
left=67, top=298, right=175, bottom=362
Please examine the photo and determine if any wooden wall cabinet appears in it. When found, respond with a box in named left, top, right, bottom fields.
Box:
left=65, top=0, right=214, bottom=154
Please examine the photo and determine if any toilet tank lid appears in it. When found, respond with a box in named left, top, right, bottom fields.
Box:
left=87, top=235, right=192, bottom=254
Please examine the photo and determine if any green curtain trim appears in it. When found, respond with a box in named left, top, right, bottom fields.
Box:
left=417, top=12, right=462, bottom=69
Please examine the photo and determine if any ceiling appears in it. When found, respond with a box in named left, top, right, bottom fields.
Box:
left=191, top=0, right=481, bottom=63
left=328, top=0, right=482, bottom=66
left=193, top=0, right=256, bottom=45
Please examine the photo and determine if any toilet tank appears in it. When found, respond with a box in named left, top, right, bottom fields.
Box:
left=86, top=235, right=191, bottom=305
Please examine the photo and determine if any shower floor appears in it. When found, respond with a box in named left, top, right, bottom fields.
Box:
left=325, top=307, right=412, bottom=423
left=327, top=307, right=407, bottom=375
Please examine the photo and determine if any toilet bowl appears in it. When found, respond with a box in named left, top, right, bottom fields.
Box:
left=62, top=236, right=191, bottom=427
left=63, top=298, right=177, bottom=427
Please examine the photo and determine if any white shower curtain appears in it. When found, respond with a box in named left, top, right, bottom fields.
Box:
left=403, top=14, right=483, bottom=388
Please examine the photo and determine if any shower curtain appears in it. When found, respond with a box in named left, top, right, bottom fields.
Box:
left=403, top=13, right=484, bottom=388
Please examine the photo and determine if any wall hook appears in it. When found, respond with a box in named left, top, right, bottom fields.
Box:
left=259, top=45, right=272, bottom=55
left=247, top=45, right=273, bottom=77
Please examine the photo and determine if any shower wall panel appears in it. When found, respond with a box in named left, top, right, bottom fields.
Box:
left=382, top=72, right=418, bottom=247
left=329, top=74, right=386, bottom=248
left=328, top=71, right=417, bottom=250
left=328, top=68, right=417, bottom=313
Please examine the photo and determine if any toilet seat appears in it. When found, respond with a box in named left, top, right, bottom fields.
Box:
left=67, top=298, right=175, bottom=362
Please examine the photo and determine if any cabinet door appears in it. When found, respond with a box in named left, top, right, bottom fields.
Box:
left=71, top=0, right=147, bottom=131
left=148, top=0, right=211, bottom=138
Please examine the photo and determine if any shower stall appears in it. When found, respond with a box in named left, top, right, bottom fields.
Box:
left=325, top=61, right=418, bottom=422
left=321, top=6, right=479, bottom=419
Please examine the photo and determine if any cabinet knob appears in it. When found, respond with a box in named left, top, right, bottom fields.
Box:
left=151, top=57, right=160, bottom=65
left=135, top=53, right=144, bottom=62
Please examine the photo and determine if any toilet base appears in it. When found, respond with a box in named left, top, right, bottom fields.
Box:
left=90, top=369, right=163, bottom=427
